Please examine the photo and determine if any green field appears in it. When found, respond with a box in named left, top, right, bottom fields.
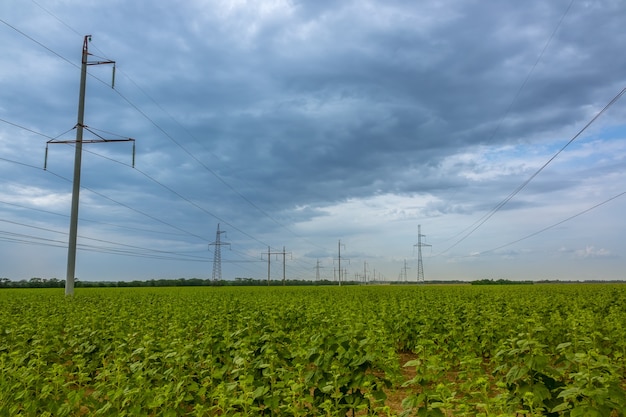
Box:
left=1, top=284, right=625, bottom=416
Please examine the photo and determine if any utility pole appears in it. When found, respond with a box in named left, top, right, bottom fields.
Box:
left=45, top=35, right=134, bottom=296
left=363, top=261, right=367, bottom=284
left=338, top=240, right=342, bottom=285
left=413, top=224, right=432, bottom=283
left=209, top=223, right=230, bottom=283
left=267, top=247, right=271, bottom=286
left=335, top=240, right=349, bottom=286
left=281, top=246, right=292, bottom=285
left=262, top=247, right=286, bottom=286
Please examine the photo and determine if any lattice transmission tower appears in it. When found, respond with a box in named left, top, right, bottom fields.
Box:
left=209, top=223, right=230, bottom=282
left=413, top=224, right=431, bottom=283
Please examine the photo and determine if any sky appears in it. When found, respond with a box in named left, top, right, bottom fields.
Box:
left=1, top=0, right=626, bottom=283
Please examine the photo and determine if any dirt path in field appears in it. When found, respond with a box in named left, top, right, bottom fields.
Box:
left=385, top=352, right=418, bottom=413
left=352, top=352, right=418, bottom=416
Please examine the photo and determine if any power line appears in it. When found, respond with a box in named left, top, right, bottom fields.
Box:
left=0, top=218, right=209, bottom=262
left=0, top=45, right=319, bottom=272
left=437, top=0, right=574, bottom=247
left=4, top=7, right=328, bottom=255
left=0, top=126, right=271, bottom=272
left=484, top=0, right=574, bottom=148
left=2, top=10, right=341, bottom=280
left=436, top=84, right=626, bottom=256
left=7, top=3, right=623, bottom=281
left=0, top=152, right=211, bottom=242
left=102, top=48, right=328, bottom=254
left=468, top=190, right=626, bottom=258
left=0, top=199, right=187, bottom=236
left=30, top=0, right=82, bottom=37
left=0, top=18, right=76, bottom=68
left=1, top=115, right=270, bottom=250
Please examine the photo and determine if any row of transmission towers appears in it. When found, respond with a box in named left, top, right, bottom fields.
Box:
left=53, top=36, right=430, bottom=295
left=209, top=223, right=294, bottom=285
left=210, top=224, right=433, bottom=284
left=320, top=226, right=432, bottom=284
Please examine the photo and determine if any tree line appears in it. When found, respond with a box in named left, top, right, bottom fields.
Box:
left=0, top=277, right=360, bottom=288
left=3, top=277, right=617, bottom=289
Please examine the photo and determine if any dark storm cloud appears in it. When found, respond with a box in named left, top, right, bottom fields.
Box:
left=2, top=0, right=626, bottom=281
left=159, top=0, right=626, bottom=215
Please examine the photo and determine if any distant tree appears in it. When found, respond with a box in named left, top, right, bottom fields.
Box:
left=471, top=279, right=533, bottom=285
left=29, top=277, right=44, bottom=288
left=46, top=278, right=63, bottom=288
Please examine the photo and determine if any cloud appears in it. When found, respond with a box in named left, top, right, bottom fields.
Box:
left=1, top=0, right=626, bottom=281
left=0, top=184, right=70, bottom=211
left=574, top=245, right=616, bottom=259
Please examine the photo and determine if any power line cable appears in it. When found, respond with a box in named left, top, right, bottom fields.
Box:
left=439, top=0, right=575, bottom=246
left=111, top=67, right=329, bottom=253
left=0, top=119, right=271, bottom=268
left=0, top=18, right=76, bottom=68
left=30, top=0, right=82, bottom=37
left=3, top=12, right=333, bottom=268
left=0, top=152, right=210, bottom=242
left=76, top=137, right=273, bottom=249
left=484, top=0, right=574, bottom=147
left=465, top=190, right=626, bottom=258
left=0, top=199, right=187, bottom=236
left=436, top=84, right=626, bottom=256
left=1, top=146, right=270, bottom=271
left=103, top=72, right=325, bottom=251
left=3, top=6, right=326, bottom=255
left=0, top=218, right=208, bottom=261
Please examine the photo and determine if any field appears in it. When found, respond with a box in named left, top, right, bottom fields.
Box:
left=1, top=284, right=625, bottom=416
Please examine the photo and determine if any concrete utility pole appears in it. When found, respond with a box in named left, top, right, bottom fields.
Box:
left=335, top=240, right=349, bottom=286
left=262, top=247, right=289, bottom=285
left=65, top=36, right=91, bottom=297
left=363, top=261, right=368, bottom=284
left=338, top=240, right=342, bottom=285
left=209, top=223, right=230, bottom=283
left=45, top=35, right=133, bottom=296
left=414, top=224, right=432, bottom=283
left=281, top=246, right=292, bottom=285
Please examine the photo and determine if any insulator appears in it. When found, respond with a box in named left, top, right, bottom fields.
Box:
left=44, top=145, right=49, bottom=170
left=131, top=140, right=136, bottom=167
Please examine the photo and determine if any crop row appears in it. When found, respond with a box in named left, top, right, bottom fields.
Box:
left=1, top=284, right=625, bottom=416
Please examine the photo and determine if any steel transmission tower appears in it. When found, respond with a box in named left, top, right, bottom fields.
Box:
left=401, top=259, right=411, bottom=282
left=209, top=223, right=230, bottom=282
left=315, top=259, right=324, bottom=281
left=413, top=224, right=432, bottom=283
